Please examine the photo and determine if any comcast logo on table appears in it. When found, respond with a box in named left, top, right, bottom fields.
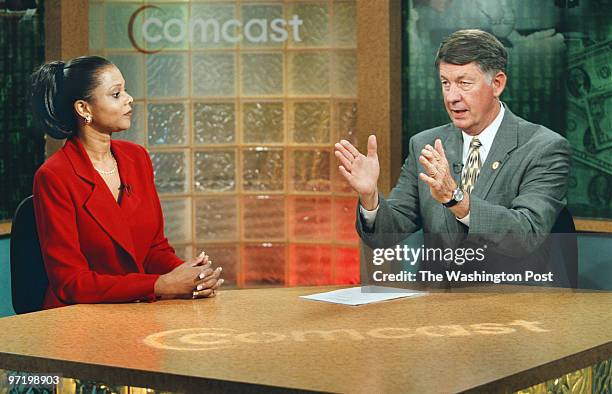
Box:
left=128, top=5, right=303, bottom=54
left=143, top=321, right=550, bottom=351
left=144, top=328, right=240, bottom=351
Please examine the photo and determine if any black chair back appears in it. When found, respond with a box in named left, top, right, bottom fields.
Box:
left=550, top=206, right=578, bottom=288
left=10, top=196, right=48, bottom=314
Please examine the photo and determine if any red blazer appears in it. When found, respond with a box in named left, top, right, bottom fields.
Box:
left=33, top=137, right=183, bottom=309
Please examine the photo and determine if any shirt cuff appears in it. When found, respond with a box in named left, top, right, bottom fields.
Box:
left=359, top=204, right=379, bottom=228
left=456, top=212, right=470, bottom=227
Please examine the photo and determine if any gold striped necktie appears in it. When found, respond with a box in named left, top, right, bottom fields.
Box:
left=461, top=138, right=482, bottom=194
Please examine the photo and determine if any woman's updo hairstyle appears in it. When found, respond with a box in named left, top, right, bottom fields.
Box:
left=30, top=56, right=113, bottom=139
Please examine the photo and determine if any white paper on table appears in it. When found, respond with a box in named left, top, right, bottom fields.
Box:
left=300, top=286, right=427, bottom=306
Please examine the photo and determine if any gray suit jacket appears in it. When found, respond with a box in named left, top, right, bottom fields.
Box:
left=357, top=107, right=571, bottom=263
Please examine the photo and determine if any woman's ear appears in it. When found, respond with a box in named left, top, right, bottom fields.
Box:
left=74, top=99, right=91, bottom=120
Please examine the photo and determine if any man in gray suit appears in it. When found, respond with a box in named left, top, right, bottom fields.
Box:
left=334, top=29, right=572, bottom=286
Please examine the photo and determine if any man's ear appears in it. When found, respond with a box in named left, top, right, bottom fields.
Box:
left=492, top=71, right=507, bottom=98
left=74, top=100, right=91, bottom=120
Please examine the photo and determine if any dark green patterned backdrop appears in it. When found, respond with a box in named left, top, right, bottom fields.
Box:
left=0, top=2, right=45, bottom=221
left=401, top=0, right=611, bottom=220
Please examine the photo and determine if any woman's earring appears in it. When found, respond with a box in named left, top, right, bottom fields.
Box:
left=85, top=115, right=92, bottom=124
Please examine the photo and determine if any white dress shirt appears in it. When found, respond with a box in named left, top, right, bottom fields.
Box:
left=360, top=103, right=505, bottom=228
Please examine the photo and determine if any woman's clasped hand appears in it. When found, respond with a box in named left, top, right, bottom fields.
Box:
left=154, top=252, right=224, bottom=300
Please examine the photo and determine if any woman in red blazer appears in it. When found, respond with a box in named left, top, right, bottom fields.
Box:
left=31, top=56, right=223, bottom=309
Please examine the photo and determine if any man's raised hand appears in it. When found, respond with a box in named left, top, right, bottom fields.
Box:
left=334, top=135, right=380, bottom=210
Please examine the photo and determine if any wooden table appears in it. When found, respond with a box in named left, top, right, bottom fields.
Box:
left=0, top=286, right=610, bottom=393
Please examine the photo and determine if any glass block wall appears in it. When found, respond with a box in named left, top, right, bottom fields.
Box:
left=89, top=0, right=360, bottom=287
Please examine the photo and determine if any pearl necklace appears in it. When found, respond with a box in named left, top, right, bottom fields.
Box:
left=94, top=155, right=118, bottom=176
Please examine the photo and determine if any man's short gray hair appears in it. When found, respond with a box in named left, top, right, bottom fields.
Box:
left=435, top=29, right=508, bottom=78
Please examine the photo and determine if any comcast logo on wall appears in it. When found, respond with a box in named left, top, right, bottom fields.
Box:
left=128, top=5, right=304, bottom=53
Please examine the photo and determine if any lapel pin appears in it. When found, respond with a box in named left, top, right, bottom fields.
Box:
left=492, top=161, right=501, bottom=170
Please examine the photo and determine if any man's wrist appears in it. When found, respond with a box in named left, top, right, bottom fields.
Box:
left=360, top=190, right=379, bottom=211
left=442, top=186, right=463, bottom=208
left=449, top=191, right=470, bottom=219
